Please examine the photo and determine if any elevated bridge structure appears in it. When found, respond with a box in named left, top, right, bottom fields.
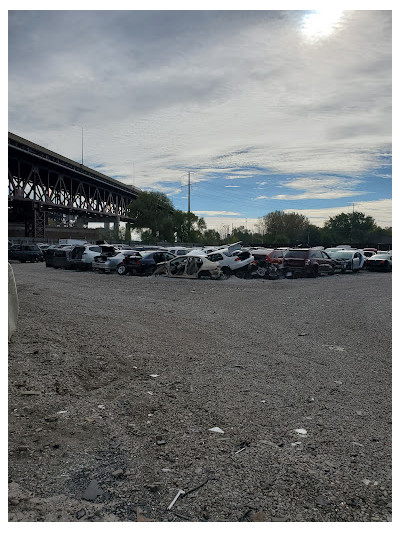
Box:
left=8, top=132, right=140, bottom=238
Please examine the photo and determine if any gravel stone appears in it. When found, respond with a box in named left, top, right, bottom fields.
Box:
left=8, top=263, right=392, bottom=522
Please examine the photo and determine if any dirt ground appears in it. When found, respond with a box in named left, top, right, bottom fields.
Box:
left=8, top=262, right=392, bottom=522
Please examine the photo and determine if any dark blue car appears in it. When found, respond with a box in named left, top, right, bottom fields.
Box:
left=117, top=250, right=175, bottom=276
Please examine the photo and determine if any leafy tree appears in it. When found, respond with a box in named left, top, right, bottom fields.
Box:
left=126, top=191, right=175, bottom=241
left=258, top=210, right=310, bottom=245
left=324, top=211, right=377, bottom=245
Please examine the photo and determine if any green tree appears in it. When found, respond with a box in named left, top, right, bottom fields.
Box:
left=126, top=191, right=175, bottom=241
left=324, top=211, right=377, bottom=245
left=258, top=210, right=310, bottom=245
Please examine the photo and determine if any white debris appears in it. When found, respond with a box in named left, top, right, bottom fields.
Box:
left=334, top=380, right=343, bottom=385
left=56, top=410, right=68, bottom=414
left=97, top=405, right=105, bottom=409
left=291, top=442, right=302, bottom=447
left=208, top=426, right=225, bottom=434
left=352, top=442, right=364, bottom=447
left=294, top=428, right=308, bottom=436
left=150, top=374, right=159, bottom=378
left=147, top=391, right=154, bottom=396
left=167, top=489, right=185, bottom=510
left=261, top=400, right=266, bottom=403
left=324, top=345, right=345, bottom=352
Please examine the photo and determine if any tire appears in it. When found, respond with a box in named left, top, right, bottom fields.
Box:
left=310, top=266, right=319, bottom=278
left=198, top=271, right=211, bottom=279
left=221, top=266, right=231, bottom=277
left=328, top=266, right=334, bottom=276
left=117, top=264, right=127, bottom=275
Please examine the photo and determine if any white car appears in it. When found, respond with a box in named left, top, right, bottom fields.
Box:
left=70, top=244, right=118, bottom=265
left=166, top=247, right=192, bottom=256
left=154, top=254, right=221, bottom=279
left=206, top=247, right=254, bottom=276
left=326, top=249, right=366, bottom=272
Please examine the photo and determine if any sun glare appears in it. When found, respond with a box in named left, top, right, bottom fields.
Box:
left=302, top=10, right=344, bottom=40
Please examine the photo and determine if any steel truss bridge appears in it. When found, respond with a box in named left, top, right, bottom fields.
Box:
left=8, top=132, right=141, bottom=238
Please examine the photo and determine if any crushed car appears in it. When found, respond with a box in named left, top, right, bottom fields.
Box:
left=154, top=254, right=222, bottom=279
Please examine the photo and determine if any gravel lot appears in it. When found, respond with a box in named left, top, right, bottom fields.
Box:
left=8, top=262, right=392, bottom=522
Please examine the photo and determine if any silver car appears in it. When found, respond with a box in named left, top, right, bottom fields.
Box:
left=92, top=249, right=137, bottom=273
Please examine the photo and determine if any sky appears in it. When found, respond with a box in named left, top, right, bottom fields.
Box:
left=8, top=4, right=393, bottom=235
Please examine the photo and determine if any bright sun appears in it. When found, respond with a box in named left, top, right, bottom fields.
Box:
left=302, top=10, right=344, bottom=40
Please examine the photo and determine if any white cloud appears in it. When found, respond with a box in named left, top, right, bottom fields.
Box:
left=193, top=210, right=241, bottom=216
left=8, top=11, right=391, bottom=188
left=284, top=198, right=392, bottom=228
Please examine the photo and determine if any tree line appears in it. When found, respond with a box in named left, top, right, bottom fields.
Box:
left=53, top=190, right=391, bottom=247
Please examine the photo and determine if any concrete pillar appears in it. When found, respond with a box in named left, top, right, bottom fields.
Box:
left=113, top=216, right=120, bottom=233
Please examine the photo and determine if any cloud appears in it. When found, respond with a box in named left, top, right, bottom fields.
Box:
left=284, top=198, right=392, bottom=228
left=256, top=175, right=366, bottom=200
left=193, top=211, right=241, bottom=216
left=225, top=185, right=240, bottom=188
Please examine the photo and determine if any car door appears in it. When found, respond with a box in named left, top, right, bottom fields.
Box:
left=320, top=251, right=332, bottom=271
left=353, top=252, right=361, bottom=270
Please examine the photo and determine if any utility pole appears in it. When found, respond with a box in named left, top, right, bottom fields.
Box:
left=81, top=127, right=84, bottom=165
left=187, top=171, right=191, bottom=236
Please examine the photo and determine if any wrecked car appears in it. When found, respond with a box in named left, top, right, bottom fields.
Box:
left=154, top=254, right=222, bottom=279
left=117, top=251, right=176, bottom=276
left=325, top=249, right=365, bottom=273
left=92, top=249, right=138, bottom=273
left=206, top=243, right=254, bottom=277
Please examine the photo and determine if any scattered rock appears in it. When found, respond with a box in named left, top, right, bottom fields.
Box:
left=76, top=509, right=86, bottom=519
left=112, top=469, right=124, bottom=478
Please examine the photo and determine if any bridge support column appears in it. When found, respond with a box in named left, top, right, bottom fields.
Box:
left=25, top=208, right=45, bottom=238
left=104, top=221, right=110, bottom=231
left=113, top=216, right=120, bottom=234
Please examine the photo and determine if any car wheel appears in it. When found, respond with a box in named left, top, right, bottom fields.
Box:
left=328, top=266, right=334, bottom=275
left=198, top=271, right=211, bottom=279
left=117, top=264, right=127, bottom=275
left=310, top=266, right=319, bottom=278
left=221, top=266, right=231, bottom=277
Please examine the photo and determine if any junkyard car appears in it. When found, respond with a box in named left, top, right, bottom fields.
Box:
left=362, top=248, right=378, bottom=258
left=283, top=248, right=335, bottom=277
left=326, top=249, right=365, bottom=273
left=166, top=247, right=192, bottom=256
left=155, top=254, right=222, bottom=279
left=8, top=244, right=44, bottom=263
left=92, top=249, right=138, bottom=273
left=117, top=251, right=176, bottom=276
left=365, top=253, right=392, bottom=272
left=206, top=245, right=254, bottom=277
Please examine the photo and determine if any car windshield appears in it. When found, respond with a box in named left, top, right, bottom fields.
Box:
left=285, top=250, right=308, bottom=258
left=328, top=251, right=354, bottom=259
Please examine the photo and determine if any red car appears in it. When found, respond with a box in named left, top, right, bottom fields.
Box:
left=283, top=248, right=335, bottom=277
